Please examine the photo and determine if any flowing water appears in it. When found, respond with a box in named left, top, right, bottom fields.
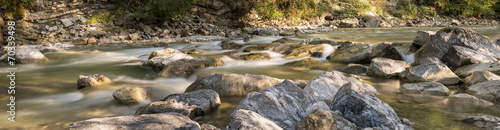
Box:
left=0, top=27, right=499, bottom=129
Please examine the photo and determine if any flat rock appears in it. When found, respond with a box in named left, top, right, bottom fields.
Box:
left=185, top=73, right=283, bottom=96
left=400, top=63, right=461, bottom=85
left=367, top=57, right=410, bottom=78
left=330, top=83, right=412, bottom=129
left=448, top=93, right=493, bottom=107
left=237, top=53, right=270, bottom=61
left=400, top=82, right=451, bottom=96
left=227, top=109, right=283, bottom=130
left=295, top=109, right=357, bottom=130
left=69, top=113, right=200, bottom=130
left=463, top=115, right=500, bottom=129
left=467, top=80, right=500, bottom=103
left=60, top=19, right=74, bottom=27
left=454, top=62, right=500, bottom=77
left=282, top=45, right=324, bottom=59
left=305, top=71, right=377, bottom=104
left=142, top=48, right=193, bottom=71
left=464, top=71, right=500, bottom=86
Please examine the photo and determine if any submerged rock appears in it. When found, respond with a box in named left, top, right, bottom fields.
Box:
left=464, top=71, right=500, bottom=86
left=232, top=80, right=330, bottom=129
left=400, top=82, right=451, bottom=96
left=454, top=62, right=500, bottom=77
left=341, top=64, right=368, bottom=75
left=227, top=109, right=283, bottom=130
left=221, top=42, right=243, bottom=50
left=159, top=56, right=225, bottom=78
left=367, top=57, right=410, bottom=78
left=136, top=89, right=220, bottom=118
left=295, top=109, right=357, bottom=130
left=243, top=43, right=281, bottom=52
left=70, top=113, right=200, bottom=130
left=442, top=45, right=496, bottom=69
left=399, top=63, right=461, bottom=85
left=284, top=58, right=327, bottom=70
left=448, top=93, right=493, bottom=108
left=185, top=73, right=283, bottom=96
left=330, top=83, right=412, bottom=129
left=304, top=71, right=377, bottom=104
left=76, top=74, right=112, bottom=89
left=112, top=87, right=148, bottom=105
left=467, top=80, right=500, bottom=103
left=237, top=53, right=271, bottom=61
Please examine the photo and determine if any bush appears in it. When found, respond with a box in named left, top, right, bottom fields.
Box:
left=433, top=0, right=498, bottom=18
left=254, top=0, right=328, bottom=20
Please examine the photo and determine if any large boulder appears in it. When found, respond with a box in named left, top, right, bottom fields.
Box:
left=448, top=93, right=493, bottom=108
left=464, top=71, right=500, bottom=86
left=400, top=82, right=451, bottom=96
left=232, top=80, right=330, bottom=129
left=442, top=45, right=496, bottom=69
left=454, top=62, right=500, bottom=77
left=227, top=109, right=283, bottom=130
left=77, top=74, right=112, bottom=89
left=412, top=31, right=435, bottom=47
left=185, top=73, right=283, bottom=96
left=328, top=42, right=401, bottom=64
left=415, top=27, right=500, bottom=61
left=112, top=87, right=148, bottom=105
left=399, top=63, right=461, bottom=85
left=295, top=109, right=357, bottom=130
left=142, top=48, right=193, bottom=71
left=467, top=80, right=500, bottom=103
left=159, top=57, right=225, bottom=78
left=412, top=57, right=443, bottom=66
left=367, top=58, right=411, bottom=78
left=69, top=113, right=200, bottom=130
left=341, top=64, right=368, bottom=75
left=304, top=71, right=377, bottom=104
left=282, top=45, right=324, bottom=59
left=13, top=47, right=49, bottom=64
left=237, top=53, right=271, bottom=61
left=136, top=89, right=221, bottom=118
left=330, top=83, right=412, bottom=129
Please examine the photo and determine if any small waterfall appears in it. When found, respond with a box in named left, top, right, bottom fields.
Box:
left=320, top=44, right=336, bottom=60
left=398, top=50, right=415, bottom=63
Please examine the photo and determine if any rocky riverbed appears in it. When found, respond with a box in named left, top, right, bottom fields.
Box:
left=1, top=27, right=500, bottom=130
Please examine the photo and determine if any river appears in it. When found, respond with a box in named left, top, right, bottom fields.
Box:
left=0, top=27, right=499, bottom=129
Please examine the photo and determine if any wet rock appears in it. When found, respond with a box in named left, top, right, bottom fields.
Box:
left=328, top=42, right=371, bottom=63
left=237, top=53, right=270, bottom=61
left=284, top=58, right=327, bottom=70
left=243, top=43, right=281, bottom=52
left=367, top=58, right=410, bottom=78
left=339, top=18, right=359, bottom=28
left=279, top=31, right=295, bottom=36
left=60, top=19, right=73, bottom=27
left=454, top=62, right=500, bottom=77
left=112, top=87, right=148, bottom=105
left=305, top=71, right=377, bottom=104
left=341, top=64, right=368, bottom=75
left=227, top=109, right=283, bottom=130
left=69, top=113, right=200, bottom=130
left=77, top=74, right=112, bottom=89
left=412, top=57, right=443, bottom=66
left=442, top=45, right=496, bottom=69
left=282, top=45, right=324, bottom=59
left=142, top=49, right=193, bottom=71
left=295, top=109, right=357, bottom=130
left=201, top=124, right=220, bottom=130
left=365, top=42, right=403, bottom=62
left=400, top=63, right=461, bottom=85
left=415, top=27, right=500, bottom=61
left=233, top=80, right=330, bottom=129
left=448, top=93, right=493, bottom=107
left=11, top=47, right=49, bottom=63
left=243, top=35, right=253, bottom=42
left=467, top=80, right=500, bottom=103
left=330, top=83, right=412, bottom=129
left=301, top=37, right=336, bottom=45
left=463, top=115, right=500, bottom=129
left=185, top=73, right=283, bottom=96
left=220, top=42, right=243, bottom=50
left=412, top=31, right=435, bottom=47
left=185, top=49, right=208, bottom=54
left=400, top=82, right=451, bottom=96
left=159, top=57, right=225, bottom=78
left=136, top=89, right=220, bottom=118
left=464, top=71, right=500, bottom=86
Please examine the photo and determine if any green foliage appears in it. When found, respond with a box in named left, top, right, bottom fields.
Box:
left=254, top=0, right=328, bottom=20
left=419, top=5, right=437, bottom=16
left=433, top=0, right=498, bottom=17
left=86, top=11, right=114, bottom=24
left=148, top=0, right=199, bottom=20
left=341, top=0, right=370, bottom=13
left=397, top=0, right=418, bottom=17
left=255, top=1, right=284, bottom=20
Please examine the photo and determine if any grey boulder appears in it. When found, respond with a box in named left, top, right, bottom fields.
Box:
left=399, top=63, right=461, bottom=85
left=367, top=57, right=410, bottom=78
left=467, top=80, right=500, bottom=103
left=400, top=82, right=451, bottom=96
left=464, top=71, right=500, bottom=86
left=226, top=109, right=283, bottom=130
left=185, top=73, right=283, bottom=96
left=69, top=113, right=200, bottom=130
left=295, top=109, right=357, bottom=130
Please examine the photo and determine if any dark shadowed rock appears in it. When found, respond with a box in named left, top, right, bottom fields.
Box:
left=136, top=89, right=221, bottom=118
left=159, top=57, right=225, bottom=78
left=400, top=63, right=461, bottom=85
left=227, top=109, right=283, bottom=130
left=113, top=87, right=148, bottom=105
left=467, top=80, right=500, bottom=103
left=295, top=109, right=357, bottom=130
left=69, top=113, right=200, bottom=130
left=328, top=42, right=371, bottom=64
left=305, top=71, right=377, bottom=104
left=442, top=45, right=496, bottom=69
left=454, top=62, right=500, bottom=77
left=412, top=31, right=435, bottom=47
left=448, top=93, right=493, bottom=108
left=185, top=73, right=283, bottom=96
left=330, top=83, right=412, bottom=129
left=464, top=71, right=500, bottom=86
left=232, top=80, right=330, bottom=129
left=400, top=82, right=451, bottom=96
left=237, top=53, right=271, bottom=61
left=367, top=58, right=410, bottom=78
left=77, top=74, right=112, bottom=89
left=341, top=64, right=369, bottom=75
left=221, top=42, right=243, bottom=50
